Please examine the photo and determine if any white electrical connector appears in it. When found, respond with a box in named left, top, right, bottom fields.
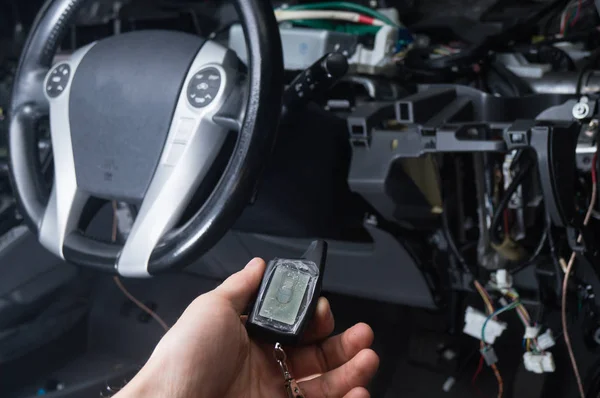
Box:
left=523, top=352, right=556, bottom=374
left=494, top=269, right=513, bottom=292
left=524, top=326, right=541, bottom=339
left=463, top=307, right=507, bottom=344
left=480, top=346, right=498, bottom=366
left=347, top=25, right=399, bottom=75
left=536, top=329, right=556, bottom=351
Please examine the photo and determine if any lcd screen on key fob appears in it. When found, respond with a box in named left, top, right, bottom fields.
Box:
left=259, top=264, right=311, bottom=325
left=247, top=240, right=327, bottom=344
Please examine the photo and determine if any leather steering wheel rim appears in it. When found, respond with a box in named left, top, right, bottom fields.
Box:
left=9, top=0, right=284, bottom=276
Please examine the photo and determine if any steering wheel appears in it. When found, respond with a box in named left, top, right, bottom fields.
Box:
left=8, top=0, right=283, bottom=277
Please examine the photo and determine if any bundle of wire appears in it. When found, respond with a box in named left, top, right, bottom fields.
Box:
left=559, top=0, right=587, bottom=35
left=275, top=1, right=400, bottom=35
left=560, top=152, right=597, bottom=398
left=275, top=9, right=388, bottom=26
left=473, top=280, right=505, bottom=398
left=504, top=289, right=541, bottom=353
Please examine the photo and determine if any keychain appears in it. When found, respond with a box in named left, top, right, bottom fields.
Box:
left=274, top=343, right=305, bottom=398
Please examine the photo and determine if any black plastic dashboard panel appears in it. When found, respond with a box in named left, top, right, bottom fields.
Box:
left=191, top=229, right=438, bottom=309
left=347, top=85, right=580, bottom=227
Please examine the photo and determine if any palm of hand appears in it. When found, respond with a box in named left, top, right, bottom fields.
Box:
left=118, top=259, right=378, bottom=398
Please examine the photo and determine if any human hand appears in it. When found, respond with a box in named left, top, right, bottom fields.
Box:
left=116, top=258, right=379, bottom=398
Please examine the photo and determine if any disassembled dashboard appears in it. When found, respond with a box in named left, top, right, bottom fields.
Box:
left=2, top=0, right=600, bottom=397
left=216, top=0, right=600, bottom=395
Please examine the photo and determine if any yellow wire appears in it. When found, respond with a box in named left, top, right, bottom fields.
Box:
left=491, top=363, right=504, bottom=398
left=506, top=290, right=531, bottom=326
left=474, top=281, right=494, bottom=314
left=474, top=280, right=503, bottom=398
left=516, top=305, right=530, bottom=325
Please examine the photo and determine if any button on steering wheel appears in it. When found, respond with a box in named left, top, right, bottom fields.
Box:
left=9, top=0, right=284, bottom=277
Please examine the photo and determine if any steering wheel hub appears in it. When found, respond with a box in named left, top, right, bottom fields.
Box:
left=64, top=31, right=207, bottom=202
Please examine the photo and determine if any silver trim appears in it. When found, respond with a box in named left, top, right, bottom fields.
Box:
left=39, top=43, right=96, bottom=259
left=577, top=145, right=598, bottom=154
left=116, top=41, right=241, bottom=277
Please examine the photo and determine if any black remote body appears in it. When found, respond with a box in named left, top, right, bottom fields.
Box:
left=246, top=240, right=328, bottom=345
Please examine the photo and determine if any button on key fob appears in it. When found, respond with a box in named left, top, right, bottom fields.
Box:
left=247, top=240, right=328, bottom=345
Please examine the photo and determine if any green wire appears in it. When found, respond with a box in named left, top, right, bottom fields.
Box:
left=290, top=19, right=381, bottom=35
left=481, top=302, right=520, bottom=343
left=283, top=1, right=399, bottom=26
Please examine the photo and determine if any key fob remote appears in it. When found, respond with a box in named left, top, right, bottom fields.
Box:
left=247, top=240, right=328, bottom=345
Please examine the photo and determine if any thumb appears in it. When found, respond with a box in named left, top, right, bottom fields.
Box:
left=214, top=258, right=267, bottom=314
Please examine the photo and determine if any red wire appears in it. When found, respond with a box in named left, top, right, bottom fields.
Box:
left=571, top=0, right=583, bottom=27
left=471, top=355, right=484, bottom=386
left=357, top=15, right=376, bottom=25
left=503, top=209, right=510, bottom=237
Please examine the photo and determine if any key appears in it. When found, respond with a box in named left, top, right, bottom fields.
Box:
left=274, top=343, right=305, bottom=398
left=247, top=240, right=328, bottom=345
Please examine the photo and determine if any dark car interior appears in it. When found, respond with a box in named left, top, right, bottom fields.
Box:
left=2, top=0, right=600, bottom=397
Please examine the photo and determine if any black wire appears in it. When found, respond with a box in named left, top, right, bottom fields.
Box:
left=442, top=199, right=476, bottom=276
left=535, top=212, right=562, bottom=324
left=490, top=160, right=535, bottom=245
left=438, top=156, right=479, bottom=278
left=510, top=228, right=548, bottom=275
left=534, top=276, right=545, bottom=324
left=484, top=60, right=533, bottom=97
left=545, top=211, right=563, bottom=296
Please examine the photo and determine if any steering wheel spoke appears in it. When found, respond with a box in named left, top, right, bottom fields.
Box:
left=116, top=41, right=244, bottom=277
left=37, top=43, right=95, bottom=258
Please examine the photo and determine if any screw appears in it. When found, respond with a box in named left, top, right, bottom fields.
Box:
left=586, top=120, right=599, bottom=137
left=573, top=102, right=590, bottom=120
left=369, top=0, right=378, bottom=7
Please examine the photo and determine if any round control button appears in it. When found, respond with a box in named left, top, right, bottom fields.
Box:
left=187, top=67, right=222, bottom=108
left=46, top=64, right=71, bottom=98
